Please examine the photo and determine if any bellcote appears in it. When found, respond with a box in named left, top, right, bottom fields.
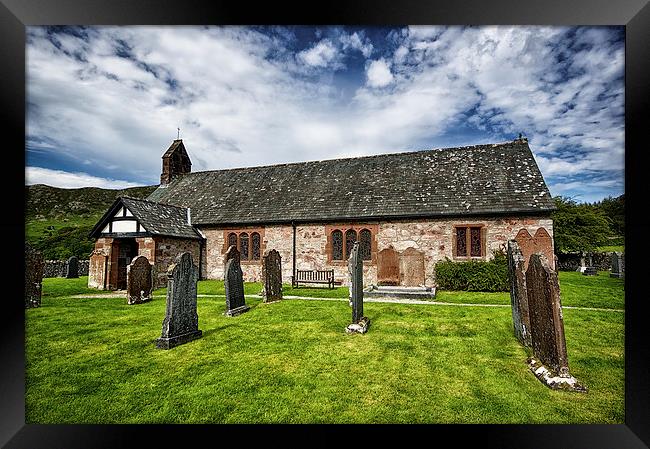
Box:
left=160, top=139, right=192, bottom=185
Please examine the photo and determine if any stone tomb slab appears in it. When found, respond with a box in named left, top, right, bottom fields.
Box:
left=25, top=243, right=44, bottom=308
left=224, top=246, right=250, bottom=316
left=155, top=252, right=202, bottom=349
left=127, top=255, right=153, bottom=305
left=262, top=249, right=282, bottom=303
left=610, top=252, right=624, bottom=279
left=525, top=253, right=585, bottom=392
left=65, top=256, right=79, bottom=278
left=346, top=242, right=370, bottom=334
left=507, top=240, right=531, bottom=347
left=400, top=247, right=425, bottom=287
left=377, top=246, right=400, bottom=286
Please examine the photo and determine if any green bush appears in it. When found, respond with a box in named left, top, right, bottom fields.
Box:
left=435, top=250, right=509, bottom=292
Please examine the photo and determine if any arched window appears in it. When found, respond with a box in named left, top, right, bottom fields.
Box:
left=251, top=232, right=261, bottom=260
left=332, top=230, right=343, bottom=260
left=240, top=232, right=249, bottom=260
left=359, top=229, right=372, bottom=260
left=345, top=229, right=357, bottom=259
left=227, top=232, right=237, bottom=250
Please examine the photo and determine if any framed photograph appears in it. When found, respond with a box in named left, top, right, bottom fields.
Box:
left=4, top=0, right=648, bottom=446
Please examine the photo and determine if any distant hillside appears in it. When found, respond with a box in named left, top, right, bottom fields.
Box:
left=26, top=184, right=158, bottom=259
left=26, top=184, right=158, bottom=220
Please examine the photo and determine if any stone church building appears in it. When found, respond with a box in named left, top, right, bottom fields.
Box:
left=88, top=137, right=556, bottom=290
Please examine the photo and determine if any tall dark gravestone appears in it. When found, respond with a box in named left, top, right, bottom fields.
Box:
left=155, top=252, right=202, bottom=349
left=127, top=255, right=153, bottom=305
left=64, top=256, right=79, bottom=278
left=346, top=242, right=370, bottom=334
left=224, top=246, right=250, bottom=316
left=262, top=249, right=282, bottom=303
left=526, top=253, right=585, bottom=392
left=25, top=243, right=44, bottom=308
left=610, top=252, right=624, bottom=279
left=507, top=240, right=531, bottom=347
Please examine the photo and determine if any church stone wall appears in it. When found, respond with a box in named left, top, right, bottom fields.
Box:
left=153, top=237, right=201, bottom=288
left=198, top=215, right=553, bottom=287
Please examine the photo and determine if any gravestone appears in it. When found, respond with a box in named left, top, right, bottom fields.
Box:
left=64, top=256, right=79, bottom=278
left=127, top=255, right=153, bottom=305
left=515, top=227, right=555, bottom=270
left=377, top=246, right=400, bottom=286
left=525, top=253, right=585, bottom=392
left=224, top=246, right=250, bottom=316
left=155, top=252, right=202, bottom=349
left=507, top=240, right=531, bottom=347
left=262, top=249, right=282, bottom=303
left=346, top=242, right=370, bottom=334
left=610, top=252, right=624, bottom=279
left=25, top=243, right=44, bottom=308
left=400, top=247, right=425, bottom=287
left=581, top=252, right=598, bottom=276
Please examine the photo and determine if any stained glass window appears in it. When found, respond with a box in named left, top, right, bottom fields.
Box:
left=345, top=229, right=357, bottom=259
left=360, top=229, right=372, bottom=260
left=456, top=227, right=467, bottom=257
left=332, top=230, right=343, bottom=260
left=240, top=232, right=249, bottom=260
left=251, top=232, right=261, bottom=260
left=470, top=227, right=482, bottom=256
left=228, top=232, right=237, bottom=249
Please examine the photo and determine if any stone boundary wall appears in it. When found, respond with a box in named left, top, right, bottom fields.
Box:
left=43, top=260, right=89, bottom=278
left=556, top=252, right=622, bottom=271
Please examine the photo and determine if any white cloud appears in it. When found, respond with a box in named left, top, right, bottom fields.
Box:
left=26, top=25, right=624, bottom=202
left=26, top=167, right=143, bottom=189
left=366, top=59, right=394, bottom=88
left=298, top=39, right=339, bottom=68
left=339, top=31, right=373, bottom=58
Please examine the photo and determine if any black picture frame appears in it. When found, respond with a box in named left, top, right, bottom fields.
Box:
left=3, top=0, right=648, bottom=447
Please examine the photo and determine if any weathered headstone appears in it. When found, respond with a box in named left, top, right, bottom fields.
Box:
left=25, top=243, right=44, bottom=308
left=582, top=252, right=598, bottom=276
left=127, top=255, right=153, bottom=305
left=507, top=240, right=531, bottom=347
left=400, top=247, right=425, bottom=287
left=377, top=246, right=400, bottom=286
left=64, top=256, right=79, bottom=278
left=224, top=246, right=250, bottom=316
left=262, top=249, right=282, bottom=303
left=346, top=242, right=370, bottom=334
left=525, top=253, right=585, bottom=392
left=610, top=252, right=624, bottom=279
left=155, top=252, right=202, bottom=349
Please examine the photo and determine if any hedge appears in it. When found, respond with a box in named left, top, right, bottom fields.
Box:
left=434, top=250, right=509, bottom=292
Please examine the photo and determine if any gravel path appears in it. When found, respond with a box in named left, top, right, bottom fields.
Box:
left=68, top=293, right=624, bottom=312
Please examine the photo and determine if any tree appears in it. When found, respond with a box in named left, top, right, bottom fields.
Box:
left=551, top=196, right=612, bottom=253
left=598, top=194, right=625, bottom=237
left=33, top=225, right=95, bottom=260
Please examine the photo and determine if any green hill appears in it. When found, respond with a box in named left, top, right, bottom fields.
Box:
left=26, top=184, right=158, bottom=259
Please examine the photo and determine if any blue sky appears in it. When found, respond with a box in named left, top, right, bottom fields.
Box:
left=25, top=25, right=624, bottom=203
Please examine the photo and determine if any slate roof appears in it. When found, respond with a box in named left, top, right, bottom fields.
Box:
left=90, top=196, right=202, bottom=239
left=146, top=139, right=556, bottom=226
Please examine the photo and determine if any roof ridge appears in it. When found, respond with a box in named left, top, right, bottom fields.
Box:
left=121, top=195, right=188, bottom=211
left=173, top=139, right=526, bottom=178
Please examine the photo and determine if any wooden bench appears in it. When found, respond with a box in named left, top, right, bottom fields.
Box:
left=291, top=269, right=335, bottom=289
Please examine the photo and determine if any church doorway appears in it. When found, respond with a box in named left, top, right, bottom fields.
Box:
left=116, top=238, right=138, bottom=290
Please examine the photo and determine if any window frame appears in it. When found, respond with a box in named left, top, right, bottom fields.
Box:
left=325, top=224, right=378, bottom=265
left=222, top=228, right=265, bottom=264
left=452, top=224, right=486, bottom=260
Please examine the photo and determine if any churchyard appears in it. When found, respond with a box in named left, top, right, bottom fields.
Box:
left=25, top=259, right=624, bottom=424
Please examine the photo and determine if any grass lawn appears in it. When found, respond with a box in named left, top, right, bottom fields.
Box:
left=28, top=273, right=624, bottom=424
left=596, top=245, right=624, bottom=253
